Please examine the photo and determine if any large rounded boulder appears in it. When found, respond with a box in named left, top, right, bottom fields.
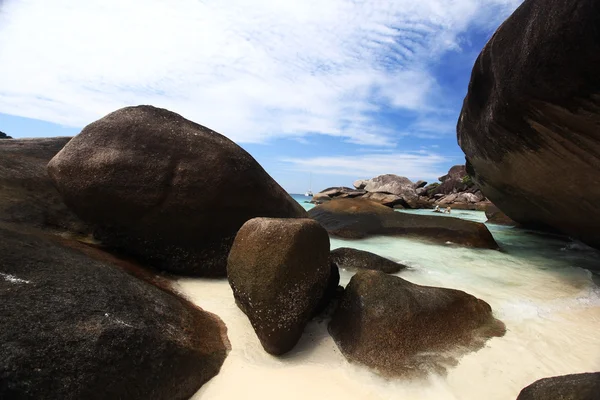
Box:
left=330, top=247, right=406, bottom=274
left=309, top=198, right=498, bottom=249
left=516, top=373, right=600, bottom=400
left=227, top=217, right=333, bottom=355
left=0, top=224, right=229, bottom=400
left=457, top=0, right=600, bottom=249
left=47, top=106, right=306, bottom=276
left=329, top=270, right=504, bottom=377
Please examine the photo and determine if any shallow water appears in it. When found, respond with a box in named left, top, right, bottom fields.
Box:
left=178, top=194, right=600, bottom=400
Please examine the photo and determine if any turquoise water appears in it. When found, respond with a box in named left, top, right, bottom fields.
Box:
left=181, top=195, right=600, bottom=400
left=291, top=193, right=600, bottom=278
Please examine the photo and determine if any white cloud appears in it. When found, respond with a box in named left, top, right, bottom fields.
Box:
left=281, top=151, right=451, bottom=182
left=0, top=0, right=520, bottom=144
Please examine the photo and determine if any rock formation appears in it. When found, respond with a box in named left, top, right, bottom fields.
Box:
left=330, top=247, right=406, bottom=274
left=457, top=0, right=600, bottom=249
left=315, top=166, right=489, bottom=210
left=0, top=224, right=229, bottom=400
left=48, top=105, right=306, bottom=276
left=309, top=198, right=498, bottom=249
left=227, top=217, right=333, bottom=355
left=0, top=138, right=89, bottom=234
left=516, top=373, right=600, bottom=400
left=329, top=270, right=505, bottom=377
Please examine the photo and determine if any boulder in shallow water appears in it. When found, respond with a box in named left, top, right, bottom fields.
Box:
left=308, top=198, right=498, bottom=249
left=48, top=105, right=306, bottom=276
left=227, top=217, right=332, bottom=355
left=457, top=0, right=600, bottom=249
left=0, top=138, right=89, bottom=234
left=516, top=372, right=600, bottom=400
left=485, top=204, right=517, bottom=226
left=330, top=247, right=406, bottom=274
left=329, top=270, right=504, bottom=377
left=0, top=224, right=229, bottom=400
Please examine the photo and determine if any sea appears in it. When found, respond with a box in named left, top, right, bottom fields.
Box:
left=179, top=194, right=600, bottom=400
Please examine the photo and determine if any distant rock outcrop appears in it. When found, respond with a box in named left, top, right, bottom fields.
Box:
left=330, top=247, right=406, bottom=274
left=516, top=373, right=600, bottom=400
left=48, top=105, right=306, bottom=276
left=353, top=179, right=368, bottom=190
left=309, top=198, right=498, bottom=249
left=0, top=131, right=12, bottom=139
left=227, top=217, right=333, bottom=355
left=0, top=224, right=229, bottom=400
left=316, top=166, right=489, bottom=210
left=363, top=174, right=419, bottom=207
left=457, top=0, right=600, bottom=249
left=329, top=270, right=505, bottom=377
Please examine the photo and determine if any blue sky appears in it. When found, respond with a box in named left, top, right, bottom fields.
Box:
left=0, top=0, right=521, bottom=193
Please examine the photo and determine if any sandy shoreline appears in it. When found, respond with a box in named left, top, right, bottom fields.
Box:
left=177, top=272, right=600, bottom=400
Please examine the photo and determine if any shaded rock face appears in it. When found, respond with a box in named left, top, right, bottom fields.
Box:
left=320, top=186, right=355, bottom=197
left=329, top=270, right=505, bottom=377
left=516, top=373, right=600, bottom=400
left=0, top=224, right=229, bottom=400
left=0, top=138, right=89, bottom=234
left=308, top=198, right=498, bottom=249
left=414, top=180, right=427, bottom=189
left=362, top=192, right=405, bottom=207
left=330, top=247, right=406, bottom=274
left=485, top=204, right=517, bottom=225
left=48, top=105, right=306, bottom=276
left=353, top=179, right=368, bottom=190
left=435, top=165, right=469, bottom=195
left=227, top=218, right=332, bottom=355
left=457, top=0, right=600, bottom=249
left=312, top=192, right=332, bottom=202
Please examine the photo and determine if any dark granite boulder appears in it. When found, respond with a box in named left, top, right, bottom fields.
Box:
left=0, top=224, right=229, bottom=400
left=329, top=270, right=504, bottom=377
left=516, top=373, right=600, bottom=400
left=308, top=198, right=498, bottom=249
left=485, top=204, right=517, bottom=225
left=227, top=217, right=332, bottom=355
left=0, top=138, right=89, bottom=234
left=330, top=247, right=406, bottom=274
left=48, top=105, right=306, bottom=276
left=457, top=0, right=600, bottom=249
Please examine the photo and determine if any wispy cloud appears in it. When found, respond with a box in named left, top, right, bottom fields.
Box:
left=281, top=151, right=451, bottom=182
left=0, top=0, right=520, bottom=145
